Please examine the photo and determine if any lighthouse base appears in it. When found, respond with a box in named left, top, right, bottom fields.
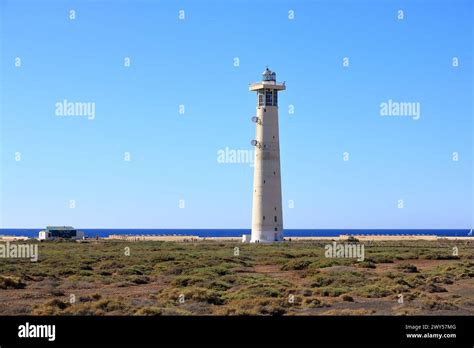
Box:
left=249, top=230, right=284, bottom=243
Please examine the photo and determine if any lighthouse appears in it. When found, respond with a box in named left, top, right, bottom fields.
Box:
left=249, top=68, right=285, bottom=243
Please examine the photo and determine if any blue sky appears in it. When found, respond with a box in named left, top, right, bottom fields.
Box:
left=0, top=0, right=472, bottom=229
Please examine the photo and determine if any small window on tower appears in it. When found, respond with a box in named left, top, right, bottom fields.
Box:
left=274, top=90, right=278, bottom=106
left=265, top=89, right=273, bottom=106
left=274, top=216, right=277, bottom=222
left=258, top=90, right=264, bottom=107
left=263, top=216, right=265, bottom=221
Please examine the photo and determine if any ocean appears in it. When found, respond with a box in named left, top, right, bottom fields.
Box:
left=0, top=229, right=472, bottom=238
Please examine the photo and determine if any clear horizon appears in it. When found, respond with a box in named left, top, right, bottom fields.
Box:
left=1, top=0, right=473, bottom=229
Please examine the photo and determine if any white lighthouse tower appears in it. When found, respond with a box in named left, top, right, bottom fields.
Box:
left=249, top=68, right=285, bottom=243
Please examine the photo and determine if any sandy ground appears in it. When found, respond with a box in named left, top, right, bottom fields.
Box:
left=1, top=235, right=472, bottom=242
left=103, top=235, right=473, bottom=242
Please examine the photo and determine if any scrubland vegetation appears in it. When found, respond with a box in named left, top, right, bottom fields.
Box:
left=0, top=239, right=472, bottom=315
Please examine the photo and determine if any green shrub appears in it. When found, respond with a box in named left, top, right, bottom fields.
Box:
left=357, top=261, right=376, bottom=269
left=310, top=275, right=334, bottom=288
left=371, top=255, right=394, bottom=263
left=129, top=276, right=150, bottom=284
left=317, top=287, right=349, bottom=297
left=281, top=259, right=312, bottom=271
left=208, top=280, right=232, bottom=291
left=397, top=264, right=418, bottom=273
left=171, top=275, right=205, bottom=287
left=185, top=288, right=226, bottom=305
left=50, top=289, right=65, bottom=296
left=135, top=307, right=162, bottom=315
left=0, top=276, right=26, bottom=289
left=341, top=294, right=354, bottom=302
left=357, top=285, right=392, bottom=298
left=47, top=299, right=69, bottom=310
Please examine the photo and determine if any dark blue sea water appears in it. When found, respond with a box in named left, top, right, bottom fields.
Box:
left=0, top=229, right=472, bottom=238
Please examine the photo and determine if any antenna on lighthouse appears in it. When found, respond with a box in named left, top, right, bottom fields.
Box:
left=251, top=116, right=261, bottom=124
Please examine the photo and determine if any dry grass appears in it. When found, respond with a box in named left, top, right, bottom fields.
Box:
left=0, top=239, right=472, bottom=315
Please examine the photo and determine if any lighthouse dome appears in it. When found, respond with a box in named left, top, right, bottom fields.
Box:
left=262, top=67, right=276, bottom=81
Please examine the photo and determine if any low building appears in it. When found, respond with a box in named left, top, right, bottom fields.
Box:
left=241, top=234, right=251, bottom=243
left=0, top=235, right=29, bottom=241
left=38, top=226, right=85, bottom=240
